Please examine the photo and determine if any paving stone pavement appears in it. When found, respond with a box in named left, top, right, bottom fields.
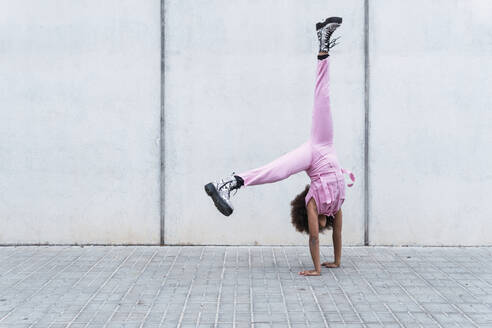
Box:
left=0, top=246, right=491, bottom=328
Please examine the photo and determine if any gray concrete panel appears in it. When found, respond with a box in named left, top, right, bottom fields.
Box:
left=0, top=1, right=162, bottom=243
left=164, top=0, right=365, bottom=245
left=368, top=0, right=492, bottom=245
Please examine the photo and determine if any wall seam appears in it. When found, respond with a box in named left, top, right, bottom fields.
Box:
left=363, top=0, right=370, bottom=246
left=160, top=0, right=166, bottom=245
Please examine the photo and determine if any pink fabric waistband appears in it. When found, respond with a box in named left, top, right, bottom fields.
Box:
left=310, top=167, right=355, bottom=187
left=309, top=159, right=355, bottom=188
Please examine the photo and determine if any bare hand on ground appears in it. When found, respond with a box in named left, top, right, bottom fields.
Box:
left=321, top=261, right=340, bottom=268
left=298, top=269, right=321, bottom=276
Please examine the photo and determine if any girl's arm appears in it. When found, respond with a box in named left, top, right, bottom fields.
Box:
left=299, top=200, right=322, bottom=276
left=323, top=209, right=342, bottom=268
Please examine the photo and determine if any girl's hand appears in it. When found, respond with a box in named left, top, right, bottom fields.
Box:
left=298, top=269, right=321, bottom=276
left=321, top=261, right=340, bottom=268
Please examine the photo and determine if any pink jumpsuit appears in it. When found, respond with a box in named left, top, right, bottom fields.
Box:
left=237, top=56, right=354, bottom=217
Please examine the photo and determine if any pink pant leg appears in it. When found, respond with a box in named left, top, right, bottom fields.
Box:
left=310, top=57, right=333, bottom=146
left=238, top=141, right=312, bottom=187
left=237, top=58, right=332, bottom=187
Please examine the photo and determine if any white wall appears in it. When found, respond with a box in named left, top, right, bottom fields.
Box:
left=369, top=0, right=492, bottom=245
left=164, top=0, right=366, bottom=245
left=0, top=1, right=161, bottom=244
left=2, top=1, right=490, bottom=245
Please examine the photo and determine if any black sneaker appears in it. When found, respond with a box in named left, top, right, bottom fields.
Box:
left=316, top=17, right=342, bottom=55
left=204, top=173, right=242, bottom=216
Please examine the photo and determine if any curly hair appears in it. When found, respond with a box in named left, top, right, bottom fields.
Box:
left=290, top=184, right=334, bottom=234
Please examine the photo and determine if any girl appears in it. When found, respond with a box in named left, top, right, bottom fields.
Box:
left=204, top=17, right=355, bottom=276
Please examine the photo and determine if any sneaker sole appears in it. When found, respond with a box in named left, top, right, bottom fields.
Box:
left=204, top=183, right=233, bottom=216
left=316, top=17, right=342, bottom=30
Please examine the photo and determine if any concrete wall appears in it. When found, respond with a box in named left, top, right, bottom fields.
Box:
left=1, top=1, right=490, bottom=245
left=368, top=0, right=492, bottom=245
left=0, top=1, right=161, bottom=244
left=163, top=0, right=366, bottom=245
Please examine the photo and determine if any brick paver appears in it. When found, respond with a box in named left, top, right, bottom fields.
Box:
left=0, top=246, right=491, bottom=327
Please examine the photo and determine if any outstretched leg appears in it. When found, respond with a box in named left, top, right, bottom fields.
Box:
left=238, top=141, right=312, bottom=186
left=311, top=16, right=341, bottom=146
left=205, top=141, right=312, bottom=216
left=310, top=57, right=334, bottom=146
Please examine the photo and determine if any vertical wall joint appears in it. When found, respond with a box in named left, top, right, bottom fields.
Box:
left=160, top=0, right=166, bottom=245
left=363, top=0, right=370, bottom=246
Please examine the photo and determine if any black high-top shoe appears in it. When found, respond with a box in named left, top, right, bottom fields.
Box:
left=316, top=17, right=342, bottom=56
left=204, top=173, right=243, bottom=216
